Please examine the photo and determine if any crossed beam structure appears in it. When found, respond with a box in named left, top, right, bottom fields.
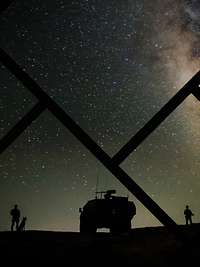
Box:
left=1, top=1, right=200, bottom=236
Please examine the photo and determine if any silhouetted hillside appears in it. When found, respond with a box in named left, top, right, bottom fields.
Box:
left=1, top=224, right=200, bottom=266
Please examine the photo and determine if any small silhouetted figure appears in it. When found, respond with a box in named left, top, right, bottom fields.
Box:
left=184, top=205, right=194, bottom=225
left=17, top=217, right=27, bottom=232
left=10, top=204, right=20, bottom=231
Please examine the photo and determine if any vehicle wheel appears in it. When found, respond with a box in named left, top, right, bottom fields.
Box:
left=110, top=222, right=131, bottom=234
left=121, top=222, right=131, bottom=233
left=80, top=222, right=97, bottom=234
left=110, top=225, right=120, bottom=234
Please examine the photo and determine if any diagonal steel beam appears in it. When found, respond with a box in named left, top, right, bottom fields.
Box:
left=192, top=85, right=200, bottom=101
left=0, top=48, right=178, bottom=231
left=111, top=71, right=200, bottom=166
left=0, top=0, right=191, bottom=242
left=0, top=48, right=112, bottom=164
left=0, top=101, right=46, bottom=154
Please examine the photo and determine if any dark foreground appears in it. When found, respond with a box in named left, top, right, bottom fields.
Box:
left=1, top=224, right=200, bottom=266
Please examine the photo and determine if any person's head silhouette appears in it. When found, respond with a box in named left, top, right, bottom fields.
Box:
left=14, top=204, right=18, bottom=209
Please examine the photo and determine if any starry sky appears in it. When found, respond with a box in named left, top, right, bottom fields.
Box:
left=0, top=0, right=200, bottom=231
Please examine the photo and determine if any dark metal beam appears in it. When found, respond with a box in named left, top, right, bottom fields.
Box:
left=0, top=102, right=46, bottom=154
left=0, top=48, right=112, bottom=165
left=0, top=48, right=178, bottom=231
left=192, top=85, right=200, bottom=101
left=111, top=70, right=200, bottom=166
left=0, top=0, right=191, bottom=242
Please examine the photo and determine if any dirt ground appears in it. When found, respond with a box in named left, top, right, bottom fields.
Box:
left=0, top=224, right=199, bottom=266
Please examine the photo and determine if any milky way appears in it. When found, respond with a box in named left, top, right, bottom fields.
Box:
left=158, top=1, right=200, bottom=85
left=151, top=1, right=200, bottom=146
left=0, top=1, right=200, bottom=231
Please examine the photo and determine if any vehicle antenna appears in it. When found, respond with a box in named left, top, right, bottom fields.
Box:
left=95, top=166, right=100, bottom=199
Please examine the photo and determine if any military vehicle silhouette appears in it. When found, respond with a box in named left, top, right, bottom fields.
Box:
left=79, top=190, right=136, bottom=233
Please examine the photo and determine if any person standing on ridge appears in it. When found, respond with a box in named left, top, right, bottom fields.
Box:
left=184, top=205, right=194, bottom=225
left=10, top=204, right=21, bottom=231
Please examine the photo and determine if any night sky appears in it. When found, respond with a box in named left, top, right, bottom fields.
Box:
left=0, top=0, right=200, bottom=231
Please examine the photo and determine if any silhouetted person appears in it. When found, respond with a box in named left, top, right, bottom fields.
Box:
left=10, top=204, right=20, bottom=231
left=17, top=217, right=27, bottom=232
left=184, top=205, right=194, bottom=225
